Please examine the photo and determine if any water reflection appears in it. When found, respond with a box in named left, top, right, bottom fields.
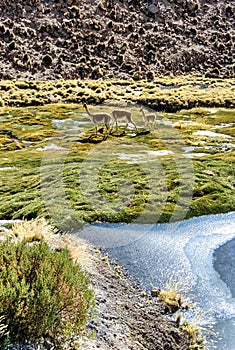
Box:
left=77, top=212, right=235, bottom=349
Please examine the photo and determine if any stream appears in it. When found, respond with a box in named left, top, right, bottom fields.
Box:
left=77, top=211, right=235, bottom=349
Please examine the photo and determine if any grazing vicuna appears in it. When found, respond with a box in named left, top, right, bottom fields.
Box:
left=111, top=109, right=137, bottom=131
left=83, top=103, right=111, bottom=135
left=140, top=107, right=156, bottom=129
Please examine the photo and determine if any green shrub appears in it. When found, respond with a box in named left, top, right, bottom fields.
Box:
left=0, top=238, right=94, bottom=348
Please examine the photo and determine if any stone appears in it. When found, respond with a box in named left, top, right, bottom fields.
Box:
left=148, top=4, right=158, bottom=14
left=151, top=287, right=161, bottom=297
left=203, top=170, right=216, bottom=176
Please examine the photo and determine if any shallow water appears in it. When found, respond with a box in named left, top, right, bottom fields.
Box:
left=0, top=166, right=17, bottom=171
left=77, top=212, right=235, bottom=349
left=52, top=118, right=89, bottom=129
left=114, top=149, right=174, bottom=163
left=36, top=143, right=68, bottom=151
left=193, top=130, right=232, bottom=139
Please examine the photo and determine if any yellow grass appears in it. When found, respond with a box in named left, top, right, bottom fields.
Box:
left=9, top=218, right=97, bottom=273
left=10, top=217, right=56, bottom=242
left=158, top=288, right=184, bottom=313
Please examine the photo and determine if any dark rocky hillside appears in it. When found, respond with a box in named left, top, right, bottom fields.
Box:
left=0, top=0, right=234, bottom=80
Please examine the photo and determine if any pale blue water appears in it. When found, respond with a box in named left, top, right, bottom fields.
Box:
left=77, top=212, right=235, bottom=350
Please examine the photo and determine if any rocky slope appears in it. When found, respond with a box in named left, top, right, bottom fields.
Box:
left=0, top=0, right=234, bottom=81
left=80, top=250, right=191, bottom=350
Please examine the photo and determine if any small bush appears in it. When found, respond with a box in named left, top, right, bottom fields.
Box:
left=157, top=278, right=189, bottom=313
left=0, top=238, right=94, bottom=348
left=158, top=288, right=184, bottom=313
left=180, top=320, right=205, bottom=349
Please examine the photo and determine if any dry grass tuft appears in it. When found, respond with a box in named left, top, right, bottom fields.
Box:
left=60, top=233, right=98, bottom=273
left=158, top=288, right=184, bottom=313
left=9, top=218, right=97, bottom=273
left=157, top=278, right=190, bottom=313
left=10, top=217, right=57, bottom=242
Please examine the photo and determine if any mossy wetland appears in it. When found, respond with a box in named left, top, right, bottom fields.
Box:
left=0, top=77, right=234, bottom=231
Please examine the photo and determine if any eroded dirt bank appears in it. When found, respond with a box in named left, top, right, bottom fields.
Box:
left=79, top=244, right=190, bottom=350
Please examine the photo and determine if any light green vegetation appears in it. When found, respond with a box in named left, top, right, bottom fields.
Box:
left=181, top=320, right=206, bottom=350
left=0, top=87, right=234, bottom=230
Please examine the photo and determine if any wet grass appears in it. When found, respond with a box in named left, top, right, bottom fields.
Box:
left=0, top=102, right=234, bottom=230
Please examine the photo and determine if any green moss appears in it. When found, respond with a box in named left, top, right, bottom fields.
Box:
left=0, top=97, right=234, bottom=226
